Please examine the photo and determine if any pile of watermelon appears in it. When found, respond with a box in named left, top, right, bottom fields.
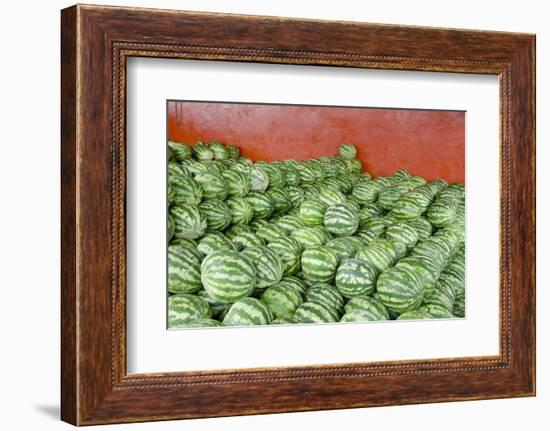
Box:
left=167, top=140, right=465, bottom=328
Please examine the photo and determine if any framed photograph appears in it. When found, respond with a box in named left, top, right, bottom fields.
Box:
left=61, top=4, right=536, bottom=425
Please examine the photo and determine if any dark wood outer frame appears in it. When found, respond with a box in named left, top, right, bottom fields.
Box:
left=61, top=4, right=535, bottom=426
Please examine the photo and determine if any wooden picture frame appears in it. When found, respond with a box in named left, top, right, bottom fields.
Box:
left=61, top=4, right=536, bottom=425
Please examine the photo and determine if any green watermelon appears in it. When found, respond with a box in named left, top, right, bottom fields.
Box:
left=168, top=141, right=192, bottom=162
left=385, top=223, right=419, bottom=250
left=267, top=235, right=303, bottom=276
left=396, top=310, right=433, bottom=320
left=197, top=233, right=235, bottom=256
left=201, top=250, right=256, bottom=303
left=170, top=206, right=207, bottom=240
left=248, top=167, right=270, bottom=191
left=318, top=187, right=347, bottom=207
left=298, top=200, right=327, bottom=227
left=168, top=294, right=211, bottom=328
left=223, top=297, right=273, bottom=326
left=301, top=246, right=339, bottom=283
left=294, top=302, right=338, bottom=323
left=222, top=169, right=250, bottom=197
left=255, top=223, right=288, bottom=243
left=266, top=187, right=291, bottom=213
left=286, top=185, right=305, bottom=208
left=183, top=318, right=223, bottom=328
left=193, top=141, right=214, bottom=160
left=275, top=214, right=306, bottom=234
left=194, top=172, right=228, bottom=201
left=325, top=237, right=361, bottom=260
left=305, top=284, right=345, bottom=314
left=232, top=231, right=264, bottom=250
left=241, top=246, right=284, bottom=288
left=170, top=174, right=203, bottom=206
left=199, top=199, right=231, bottom=232
left=340, top=309, right=384, bottom=322
left=376, top=266, right=424, bottom=314
left=291, top=226, right=330, bottom=248
left=167, top=245, right=202, bottom=293
left=323, top=203, right=359, bottom=236
left=344, top=295, right=390, bottom=319
left=246, top=191, right=274, bottom=219
left=209, top=141, right=228, bottom=160
left=339, top=143, right=357, bottom=159
left=261, top=284, right=304, bottom=318
left=226, top=197, right=254, bottom=225
left=278, top=276, right=308, bottom=297
left=335, top=258, right=377, bottom=298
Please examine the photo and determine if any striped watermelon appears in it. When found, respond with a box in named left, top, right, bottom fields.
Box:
left=199, top=199, right=231, bottom=232
left=362, top=217, right=386, bottom=237
left=345, top=158, right=362, bottom=175
left=323, top=203, right=359, bottom=236
left=344, top=295, right=390, bottom=320
left=294, top=301, right=338, bottom=323
left=170, top=174, right=203, bottom=206
left=256, top=162, right=286, bottom=189
left=170, top=206, right=207, bottom=240
left=248, top=167, right=270, bottom=191
left=278, top=276, right=307, bottom=297
left=222, top=169, right=250, bottom=197
left=298, top=200, right=327, bottom=227
left=376, top=266, right=424, bottom=313
left=318, top=187, right=347, bottom=207
left=419, top=304, right=453, bottom=318
left=193, top=141, right=214, bottom=160
left=326, top=237, right=361, bottom=260
left=197, top=233, right=235, bottom=256
left=194, top=172, right=228, bottom=201
left=407, top=217, right=433, bottom=240
left=246, top=191, right=274, bottom=219
left=232, top=231, right=265, bottom=250
left=340, top=309, right=384, bottom=322
left=275, top=214, right=306, bottom=234
left=184, top=318, right=223, bottom=328
left=197, top=289, right=230, bottom=319
left=291, top=226, right=330, bottom=248
left=427, top=195, right=459, bottom=228
left=225, top=144, right=240, bottom=159
left=267, top=236, right=303, bottom=276
left=335, top=258, right=377, bottom=298
left=223, top=297, right=273, bottom=326
left=168, top=141, right=192, bottom=162
left=423, top=286, right=454, bottom=312
left=305, top=284, right=345, bottom=314
left=209, top=141, right=228, bottom=160
left=395, top=256, right=436, bottom=298
left=271, top=316, right=298, bottom=324
left=255, top=223, right=288, bottom=243
left=266, top=187, right=291, bottom=213
left=241, top=246, right=284, bottom=288
left=226, top=197, right=254, bottom=225
left=396, top=309, right=433, bottom=320
left=355, top=244, right=395, bottom=273
left=168, top=161, right=186, bottom=182
left=301, top=246, right=339, bottom=283
left=339, top=143, right=357, bottom=159
left=385, top=223, right=419, bottom=250
left=167, top=245, right=202, bottom=293
left=169, top=237, right=198, bottom=249
left=201, top=250, right=256, bottom=303
left=261, top=284, right=304, bottom=318
left=296, top=162, right=316, bottom=185
left=286, top=185, right=305, bottom=208
left=224, top=224, right=253, bottom=240
left=168, top=214, right=175, bottom=241
left=352, top=181, right=381, bottom=204
left=168, top=294, right=211, bottom=328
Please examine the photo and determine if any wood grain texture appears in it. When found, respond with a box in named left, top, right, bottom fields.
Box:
left=60, top=4, right=536, bottom=425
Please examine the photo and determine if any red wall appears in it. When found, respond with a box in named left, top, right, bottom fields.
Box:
left=168, top=102, right=465, bottom=183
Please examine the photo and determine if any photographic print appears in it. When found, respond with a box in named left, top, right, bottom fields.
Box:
left=166, top=101, right=466, bottom=329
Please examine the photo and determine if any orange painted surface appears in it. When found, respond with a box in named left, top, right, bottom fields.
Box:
left=168, top=101, right=465, bottom=184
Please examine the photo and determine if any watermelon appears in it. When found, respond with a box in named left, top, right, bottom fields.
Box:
left=168, top=161, right=186, bottom=182
left=261, top=284, right=304, bottom=318
left=278, top=276, right=308, bottom=297
left=223, top=297, right=273, bottom=326
left=255, top=162, right=285, bottom=189
left=294, top=302, right=338, bottom=323
left=292, top=226, right=330, bottom=248
left=266, top=187, right=291, bottom=213
left=323, top=203, right=359, bottom=236
left=241, top=246, right=284, bottom=288
left=376, top=266, right=424, bottom=313
left=275, top=214, right=306, bottom=234
left=335, top=258, right=377, bottom=298
left=407, top=217, right=433, bottom=240
left=286, top=185, right=305, bottom=208
left=385, top=223, right=419, bottom=250
left=168, top=294, right=211, bottom=328
left=339, top=143, right=357, bottom=159
left=318, top=187, right=347, bottom=207
left=170, top=206, right=207, bottom=240
left=225, top=144, right=240, bottom=159
left=344, top=295, right=390, bottom=320
left=209, top=141, right=228, bottom=160
left=197, top=289, right=230, bottom=319
left=362, top=217, right=386, bottom=237
left=199, top=199, right=231, bottom=232
left=197, top=233, right=235, bottom=256
left=194, top=172, right=228, bottom=201
left=170, top=174, right=203, bottom=206
left=427, top=195, right=459, bottom=228
left=246, top=191, right=274, bottom=219
left=340, top=309, right=384, bottom=322
left=168, top=214, right=175, bottom=241
left=226, top=197, right=254, bottom=225
left=419, top=304, right=454, bottom=318
left=298, top=200, right=327, bottom=227
left=167, top=245, right=202, bottom=293
left=395, top=256, right=437, bottom=298
left=267, top=235, right=303, bottom=276
left=355, top=244, right=395, bottom=273
left=169, top=237, right=198, bottom=249
left=271, top=316, right=298, bottom=324
left=222, top=169, right=250, bottom=197
left=352, top=181, right=381, bottom=204
left=255, top=223, right=288, bottom=243
left=183, top=318, right=223, bottom=328
left=305, top=284, right=345, bottom=314
left=248, top=167, right=270, bottom=191
left=396, top=310, right=433, bottom=320
left=201, top=250, right=256, bottom=303
left=326, top=237, right=361, bottom=260
left=193, top=141, right=214, bottom=160
left=301, top=246, right=339, bottom=283
left=232, top=231, right=264, bottom=250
